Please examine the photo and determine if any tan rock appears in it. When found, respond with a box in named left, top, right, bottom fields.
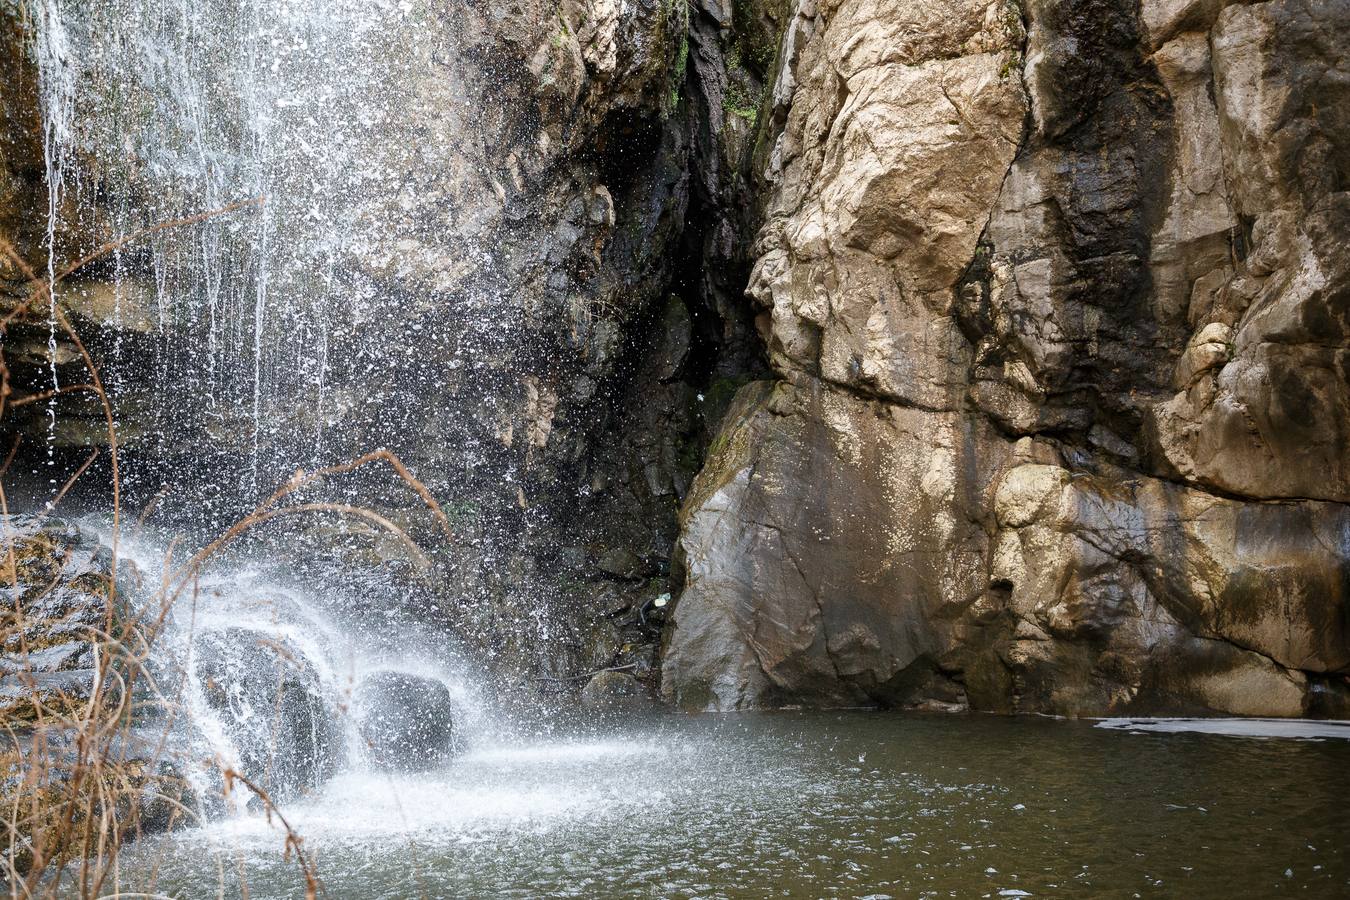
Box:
left=662, top=380, right=1003, bottom=711
left=1147, top=0, right=1350, bottom=501
left=749, top=0, right=1026, bottom=408
left=664, top=0, right=1350, bottom=718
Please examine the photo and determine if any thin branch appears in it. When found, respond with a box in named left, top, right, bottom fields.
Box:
left=44, top=448, right=100, bottom=515
left=220, top=769, right=324, bottom=900
left=534, top=663, right=639, bottom=683
left=56, top=196, right=265, bottom=283
left=8, top=383, right=99, bottom=409
left=168, top=448, right=454, bottom=597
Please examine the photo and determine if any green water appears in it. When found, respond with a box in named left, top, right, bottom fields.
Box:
left=110, top=712, right=1349, bottom=898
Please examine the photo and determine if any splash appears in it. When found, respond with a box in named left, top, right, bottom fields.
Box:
left=113, top=528, right=484, bottom=816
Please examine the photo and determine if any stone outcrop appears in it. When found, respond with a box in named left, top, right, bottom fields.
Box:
left=973, top=462, right=1350, bottom=716
left=662, top=0, right=1350, bottom=716
left=0, top=517, right=192, bottom=876
left=0, top=517, right=129, bottom=723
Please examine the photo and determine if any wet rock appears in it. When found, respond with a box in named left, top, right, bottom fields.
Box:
left=579, top=670, right=652, bottom=711
left=0, top=672, right=96, bottom=723
left=192, top=628, right=338, bottom=800
left=662, top=380, right=1004, bottom=711
left=652, top=296, right=693, bottom=383
left=0, top=0, right=728, bottom=703
left=969, top=463, right=1350, bottom=715
left=597, top=548, right=649, bottom=580
left=581, top=619, right=623, bottom=671
left=352, top=671, right=455, bottom=773
left=0, top=731, right=196, bottom=877
left=0, top=516, right=132, bottom=723
left=614, top=641, right=659, bottom=680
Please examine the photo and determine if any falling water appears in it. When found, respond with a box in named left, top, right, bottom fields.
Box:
left=108, top=528, right=485, bottom=814
left=23, top=0, right=494, bottom=502
left=29, top=0, right=74, bottom=480
left=20, top=0, right=510, bottom=826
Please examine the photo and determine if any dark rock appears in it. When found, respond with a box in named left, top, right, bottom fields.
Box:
left=581, top=620, right=623, bottom=671
left=0, top=642, right=92, bottom=674
left=597, top=548, right=648, bottom=580
left=579, top=670, right=652, bottom=711
left=0, top=516, right=134, bottom=723
left=352, top=671, right=455, bottom=773
left=192, top=628, right=339, bottom=800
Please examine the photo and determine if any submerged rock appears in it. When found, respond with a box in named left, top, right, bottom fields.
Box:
left=352, top=671, right=455, bottom=772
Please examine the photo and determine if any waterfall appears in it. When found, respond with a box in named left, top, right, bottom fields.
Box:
left=22, top=0, right=488, bottom=502
left=114, top=526, right=485, bottom=814
left=20, top=0, right=504, bottom=813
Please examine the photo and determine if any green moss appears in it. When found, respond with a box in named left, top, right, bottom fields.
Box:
left=703, top=375, right=752, bottom=425
left=720, top=45, right=764, bottom=127
left=668, top=34, right=689, bottom=112
left=998, top=50, right=1024, bottom=81
left=443, top=498, right=480, bottom=527
left=704, top=429, right=733, bottom=462
left=663, top=0, right=691, bottom=114
left=676, top=679, right=716, bottom=713
left=730, top=0, right=785, bottom=80
left=723, top=80, right=759, bottom=126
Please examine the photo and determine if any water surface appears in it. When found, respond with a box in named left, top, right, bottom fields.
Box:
left=115, top=712, right=1350, bottom=898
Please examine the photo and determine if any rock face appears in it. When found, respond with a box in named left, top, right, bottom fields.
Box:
left=662, top=0, right=1350, bottom=716
left=352, top=671, right=456, bottom=772
left=4, top=0, right=1348, bottom=719
left=0, top=0, right=764, bottom=693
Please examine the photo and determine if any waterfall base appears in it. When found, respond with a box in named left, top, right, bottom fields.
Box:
left=89, top=712, right=1350, bottom=897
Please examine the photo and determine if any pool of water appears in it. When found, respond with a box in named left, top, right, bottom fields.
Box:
left=111, top=712, right=1350, bottom=898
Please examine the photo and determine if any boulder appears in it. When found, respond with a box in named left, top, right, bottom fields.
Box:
left=0, top=730, right=195, bottom=877
left=352, top=671, right=455, bottom=772
left=192, top=628, right=339, bottom=800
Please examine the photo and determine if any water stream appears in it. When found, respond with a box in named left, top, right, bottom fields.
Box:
left=23, top=0, right=496, bottom=501
left=107, top=528, right=486, bottom=813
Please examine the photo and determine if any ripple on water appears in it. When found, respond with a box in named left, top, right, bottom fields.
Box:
left=114, top=713, right=1350, bottom=899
